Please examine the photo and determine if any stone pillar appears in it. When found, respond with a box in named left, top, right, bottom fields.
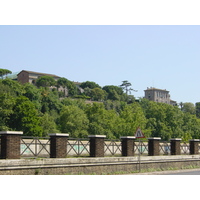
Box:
left=0, top=131, right=23, bottom=159
left=120, top=136, right=135, bottom=156
left=88, top=135, right=106, bottom=157
left=49, top=133, right=69, bottom=158
left=170, top=138, right=182, bottom=155
left=189, top=139, right=200, bottom=155
left=148, top=137, right=161, bottom=156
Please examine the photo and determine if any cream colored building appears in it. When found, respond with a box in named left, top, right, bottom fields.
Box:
left=144, top=87, right=177, bottom=106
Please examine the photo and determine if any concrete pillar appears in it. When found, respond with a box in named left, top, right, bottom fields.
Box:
left=0, top=131, right=23, bottom=159
left=189, top=139, right=200, bottom=155
left=170, top=138, right=182, bottom=155
left=120, top=136, right=135, bottom=156
left=49, top=133, right=69, bottom=158
left=148, top=137, right=161, bottom=156
left=88, top=135, right=106, bottom=157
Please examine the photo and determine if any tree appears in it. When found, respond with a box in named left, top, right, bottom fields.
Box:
left=2, top=78, right=23, bottom=96
left=90, top=88, right=106, bottom=101
left=85, top=103, right=119, bottom=138
left=57, top=77, right=78, bottom=97
left=196, top=102, right=200, bottom=118
left=80, top=81, right=101, bottom=89
left=40, top=87, right=62, bottom=114
left=8, top=96, right=43, bottom=136
left=40, top=113, right=59, bottom=137
left=120, top=80, right=137, bottom=95
left=36, top=76, right=56, bottom=88
left=0, top=68, right=12, bottom=79
left=118, top=103, right=147, bottom=137
left=59, top=105, right=89, bottom=138
left=102, top=85, right=123, bottom=101
left=181, top=102, right=196, bottom=115
left=23, top=83, right=41, bottom=101
left=0, top=93, right=15, bottom=130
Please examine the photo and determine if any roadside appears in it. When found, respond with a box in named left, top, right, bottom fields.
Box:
left=125, top=168, right=200, bottom=175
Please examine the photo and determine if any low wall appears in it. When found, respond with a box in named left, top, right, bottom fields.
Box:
left=0, top=155, right=200, bottom=175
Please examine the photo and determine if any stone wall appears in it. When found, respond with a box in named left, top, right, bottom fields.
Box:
left=0, top=155, right=200, bottom=175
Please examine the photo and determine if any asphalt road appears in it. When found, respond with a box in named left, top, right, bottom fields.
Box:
left=132, top=168, right=200, bottom=175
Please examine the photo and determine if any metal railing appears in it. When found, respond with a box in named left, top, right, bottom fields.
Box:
left=104, top=139, right=121, bottom=156
left=134, top=141, right=148, bottom=155
left=67, top=138, right=90, bottom=156
left=21, top=136, right=50, bottom=158
left=18, top=136, right=199, bottom=158
left=159, top=141, right=170, bottom=155
left=180, top=142, right=190, bottom=155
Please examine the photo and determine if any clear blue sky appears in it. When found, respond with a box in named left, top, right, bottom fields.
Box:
left=1, top=25, right=200, bottom=104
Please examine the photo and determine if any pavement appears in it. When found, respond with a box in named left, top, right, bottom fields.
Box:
left=128, top=168, right=200, bottom=175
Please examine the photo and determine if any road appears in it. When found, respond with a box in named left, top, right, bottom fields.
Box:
left=132, top=168, right=200, bottom=175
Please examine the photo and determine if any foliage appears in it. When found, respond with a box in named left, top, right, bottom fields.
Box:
left=0, top=68, right=12, bottom=79
left=59, top=105, right=89, bottom=138
left=8, top=96, right=43, bottom=136
left=36, top=75, right=56, bottom=88
left=80, top=81, right=101, bottom=89
left=102, top=85, right=123, bottom=101
left=40, top=113, right=59, bottom=137
left=57, top=77, right=78, bottom=97
left=1, top=69, right=200, bottom=141
left=181, top=102, right=196, bottom=115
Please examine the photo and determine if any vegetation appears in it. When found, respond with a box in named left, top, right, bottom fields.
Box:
left=1, top=68, right=200, bottom=141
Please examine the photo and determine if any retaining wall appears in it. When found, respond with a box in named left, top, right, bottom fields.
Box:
left=0, top=155, right=200, bottom=175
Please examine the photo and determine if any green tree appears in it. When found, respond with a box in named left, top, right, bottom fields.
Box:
left=40, top=87, right=62, bottom=114
left=90, top=88, right=107, bottom=101
left=196, top=102, right=200, bottom=118
left=118, top=103, right=147, bottom=137
left=36, top=76, right=56, bottom=88
left=57, top=77, right=78, bottom=97
left=181, top=102, right=196, bottom=115
left=8, top=96, right=42, bottom=136
left=80, top=81, right=101, bottom=89
left=0, top=93, right=15, bottom=130
left=120, top=80, right=137, bottom=95
left=102, top=85, right=123, bottom=101
left=86, top=103, right=119, bottom=139
left=40, top=113, right=59, bottom=137
left=59, top=105, right=89, bottom=138
left=2, top=78, right=23, bottom=96
left=0, top=68, right=12, bottom=79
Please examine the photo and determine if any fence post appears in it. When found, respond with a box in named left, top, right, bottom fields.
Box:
left=148, top=137, right=161, bottom=156
left=189, top=139, right=200, bottom=155
left=170, top=138, right=182, bottom=155
left=0, top=131, right=23, bottom=159
left=49, top=133, right=69, bottom=158
left=120, top=136, right=135, bottom=156
left=88, top=135, right=106, bottom=157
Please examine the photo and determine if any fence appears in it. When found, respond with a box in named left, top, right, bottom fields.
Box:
left=0, top=131, right=200, bottom=159
left=19, top=137, right=198, bottom=158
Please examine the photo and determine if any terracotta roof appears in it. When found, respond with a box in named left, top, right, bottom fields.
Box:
left=17, top=70, right=60, bottom=78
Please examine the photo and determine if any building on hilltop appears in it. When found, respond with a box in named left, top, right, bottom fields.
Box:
left=17, top=70, right=83, bottom=97
left=144, top=87, right=177, bottom=106
left=17, top=70, right=60, bottom=84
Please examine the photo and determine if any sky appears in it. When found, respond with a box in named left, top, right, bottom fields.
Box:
left=1, top=25, right=200, bottom=104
